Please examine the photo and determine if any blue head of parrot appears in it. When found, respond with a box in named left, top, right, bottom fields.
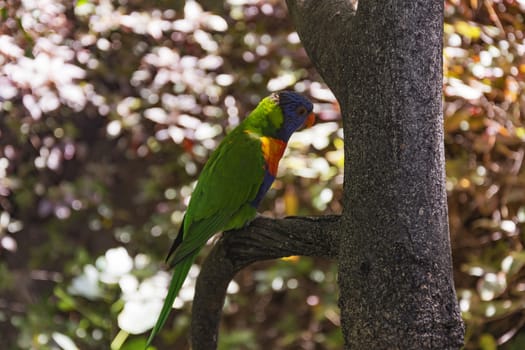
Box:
left=275, top=91, right=315, bottom=141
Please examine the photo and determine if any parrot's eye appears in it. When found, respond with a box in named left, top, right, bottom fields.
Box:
left=296, top=106, right=307, bottom=116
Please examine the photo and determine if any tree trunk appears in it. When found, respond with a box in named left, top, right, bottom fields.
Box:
left=288, top=0, right=464, bottom=348
left=192, top=1, right=465, bottom=349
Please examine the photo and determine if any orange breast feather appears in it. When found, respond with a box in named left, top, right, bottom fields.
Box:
left=260, top=136, right=287, bottom=176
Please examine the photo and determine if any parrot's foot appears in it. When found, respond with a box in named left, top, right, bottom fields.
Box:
left=243, top=213, right=262, bottom=227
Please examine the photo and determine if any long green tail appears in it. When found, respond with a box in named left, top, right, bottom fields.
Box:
left=146, top=254, right=196, bottom=348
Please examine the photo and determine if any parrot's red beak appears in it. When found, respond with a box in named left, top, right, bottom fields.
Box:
left=305, top=112, right=315, bottom=128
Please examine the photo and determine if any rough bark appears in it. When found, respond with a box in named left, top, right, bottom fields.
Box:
left=191, top=0, right=465, bottom=349
left=288, top=0, right=465, bottom=348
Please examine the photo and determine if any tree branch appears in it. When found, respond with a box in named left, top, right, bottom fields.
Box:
left=285, top=0, right=357, bottom=102
left=191, top=215, right=340, bottom=350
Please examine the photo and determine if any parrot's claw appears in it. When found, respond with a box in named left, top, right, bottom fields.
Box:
left=244, top=214, right=261, bottom=227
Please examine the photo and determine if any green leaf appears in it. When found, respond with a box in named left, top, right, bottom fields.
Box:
left=479, top=333, right=497, bottom=350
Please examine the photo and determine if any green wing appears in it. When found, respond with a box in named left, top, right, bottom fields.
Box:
left=191, top=130, right=265, bottom=219
left=170, top=128, right=265, bottom=264
left=146, top=128, right=265, bottom=348
left=166, top=98, right=277, bottom=265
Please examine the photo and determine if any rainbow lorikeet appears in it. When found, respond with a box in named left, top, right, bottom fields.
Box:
left=147, top=91, right=314, bottom=346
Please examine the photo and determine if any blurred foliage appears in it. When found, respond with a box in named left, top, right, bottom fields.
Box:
left=444, top=1, right=525, bottom=349
left=0, top=0, right=524, bottom=349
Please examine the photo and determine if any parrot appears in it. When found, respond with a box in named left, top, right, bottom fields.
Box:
left=146, top=91, right=314, bottom=347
